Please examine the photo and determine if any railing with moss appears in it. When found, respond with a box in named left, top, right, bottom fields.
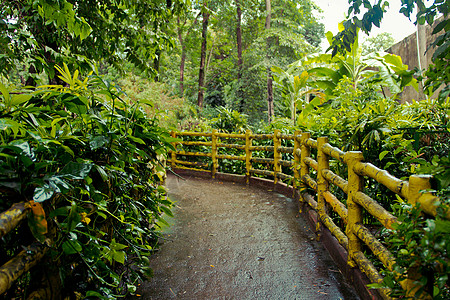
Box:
left=0, top=202, right=49, bottom=297
left=169, top=129, right=448, bottom=300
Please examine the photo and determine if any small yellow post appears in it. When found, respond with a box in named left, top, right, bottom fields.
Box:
left=299, top=132, right=311, bottom=195
left=408, top=175, right=432, bottom=206
left=317, top=137, right=329, bottom=217
left=293, top=130, right=301, bottom=190
left=211, top=129, right=218, bottom=178
left=345, top=151, right=364, bottom=268
left=273, top=129, right=281, bottom=184
left=245, top=130, right=252, bottom=184
left=407, top=174, right=445, bottom=218
left=171, top=131, right=177, bottom=170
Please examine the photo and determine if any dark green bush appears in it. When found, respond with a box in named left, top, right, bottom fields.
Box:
left=0, top=65, right=175, bottom=298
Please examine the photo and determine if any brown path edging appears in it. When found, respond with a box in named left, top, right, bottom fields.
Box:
left=172, top=168, right=382, bottom=300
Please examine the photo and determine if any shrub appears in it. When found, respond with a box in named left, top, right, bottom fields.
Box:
left=0, top=65, right=174, bottom=298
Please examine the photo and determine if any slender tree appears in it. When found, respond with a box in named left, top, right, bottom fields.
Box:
left=177, top=12, right=201, bottom=96
left=198, top=6, right=210, bottom=109
left=236, top=0, right=244, bottom=111
left=265, top=0, right=274, bottom=122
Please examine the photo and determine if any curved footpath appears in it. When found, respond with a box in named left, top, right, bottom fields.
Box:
left=132, top=174, right=360, bottom=299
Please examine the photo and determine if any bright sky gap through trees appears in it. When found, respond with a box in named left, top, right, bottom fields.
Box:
left=315, top=0, right=417, bottom=49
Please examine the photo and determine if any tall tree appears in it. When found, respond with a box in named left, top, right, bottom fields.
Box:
left=236, top=0, right=244, bottom=111
left=177, top=11, right=201, bottom=96
left=265, top=0, right=274, bottom=122
left=198, top=6, right=210, bottom=109
left=361, top=32, right=395, bottom=55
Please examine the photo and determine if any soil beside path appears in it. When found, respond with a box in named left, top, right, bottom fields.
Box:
left=132, top=174, right=360, bottom=300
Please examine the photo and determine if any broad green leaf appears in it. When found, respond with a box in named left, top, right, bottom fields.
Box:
left=62, top=240, right=82, bottom=254
left=325, top=31, right=334, bottom=45
left=271, top=66, right=285, bottom=75
left=90, top=136, right=109, bottom=150
left=86, top=291, right=105, bottom=299
left=110, top=239, right=128, bottom=251
left=435, top=219, right=450, bottom=234
left=33, top=184, right=55, bottom=202
left=61, top=145, right=75, bottom=157
left=162, top=136, right=181, bottom=144
left=383, top=54, right=403, bottom=68
left=128, top=135, right=146, bottom=145
left=67, top=204, right=82, bottom=232
left=79, top=18, right=92, bottom=40
left=112, top=251, right=125, bottom=264
left=49, top=206, right=70, bottom=218
left=64, top=97, right=88, bottom=114
left=50, top=176, right=71, bottom=191
left=0, top=82, right=10, bottom=102
left=10, top=94, right=32, bottom=106
left=94, top=165, right=108, bottom=182
left=10, top=140, right=33, bottom=157
left=160, top=205, right=173, bottom=218
left=60, top=161, right=92, bottom=179
left=156, top=217, right=170, bottom=227
left=0, top=119, right=22, bottom=136
left=379, top=150, right=389, bottom=161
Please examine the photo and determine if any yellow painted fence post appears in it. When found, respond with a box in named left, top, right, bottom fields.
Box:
left=273, top=129, right=281, bottom=184
left=317, top=137, right=330, bottom=236
left=345, top=151, right=364, bottom=268
left=245, top=130, right=252, bottom=184
left=293, top=130, right=301, bottom=190
left=211, top=129, right=218, bottom=178
left=171, top=131, right=177, bottom=170
left=299, top=132, right=311, bottom=207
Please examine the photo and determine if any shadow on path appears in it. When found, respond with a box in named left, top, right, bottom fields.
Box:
left=132, top=174, right=360, bottom=299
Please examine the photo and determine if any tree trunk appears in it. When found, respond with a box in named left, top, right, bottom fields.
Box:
left=177, top=13, right=201, bottom=97
left=265, top=0, right=274, bottom=122
left=177, top=16, right=186, bottom=95
left=197, top=10, right=210, bottom=110
left=236, top=0, right=244, bottom=111
left=153, top=48, right=161, bottom=82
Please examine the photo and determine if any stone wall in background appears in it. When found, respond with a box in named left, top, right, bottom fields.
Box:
left=386, top=15, right=445, bottom=103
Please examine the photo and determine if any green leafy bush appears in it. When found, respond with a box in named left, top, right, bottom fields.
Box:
left=0, top=65, right=174, bottom=298
left=374, top=155, right=450, bottom=299
left=209, top=106, right=249, bottom=133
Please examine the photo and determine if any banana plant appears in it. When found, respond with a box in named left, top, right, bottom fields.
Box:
left=291, top=24, right=418, bottom=98
left=271, top=65, right=325, bottom=125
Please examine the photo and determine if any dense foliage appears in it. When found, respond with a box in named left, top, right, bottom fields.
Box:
left=0, top=66, right=175, bottom=298
left=180, top=32, right=450, bottom=296
left=1, top=0, right=449, bottom=298
left=0, top=0, right=186, bottom=81
left=163, top=0, right=324, bottom=124
left=329, top=0, right=449, bottom=101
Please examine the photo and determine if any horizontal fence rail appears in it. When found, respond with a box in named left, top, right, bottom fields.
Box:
left=0, top=201, right=49, bottom=295
left=169, top=129, right=448, bottom=300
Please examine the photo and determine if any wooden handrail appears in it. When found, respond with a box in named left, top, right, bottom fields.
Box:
left=169, top=129, right=446, bottom=299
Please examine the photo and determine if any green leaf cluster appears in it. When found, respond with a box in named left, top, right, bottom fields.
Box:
left=0, top=64, right=174, bottom=297
left=0, top=0, right=187, bottom=81
left=377, top=170, right=450, bottom=299
left=330, top=0, right=449, bottom=101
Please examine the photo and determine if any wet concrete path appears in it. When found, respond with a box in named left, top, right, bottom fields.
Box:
left=134, top=174, right=360, bottom=299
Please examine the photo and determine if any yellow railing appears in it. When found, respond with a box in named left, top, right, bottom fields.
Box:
left=169, top=129, right=448, bottom=300
left=0, top=202, right=48, bottom=296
